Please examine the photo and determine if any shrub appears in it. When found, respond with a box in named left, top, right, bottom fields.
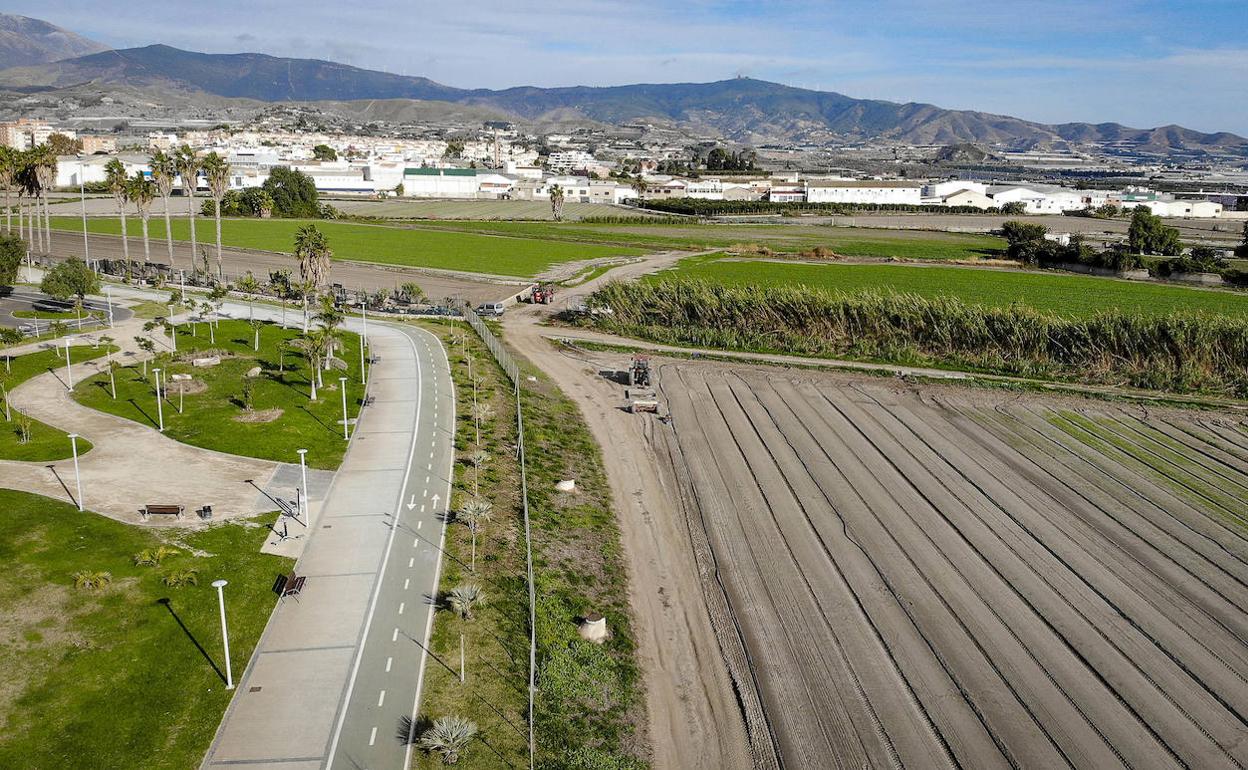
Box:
left=418, top=716, right=477, bottom=765
left=72, top=571, right=112, bottom=590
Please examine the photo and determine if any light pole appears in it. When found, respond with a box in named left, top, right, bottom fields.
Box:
left=104, top=285, right=113, bottom=327
left=212, top=580, right=234, bottom=690
left=297, top=449, right=309, bottom=524
left=339, top=377, right=349, bottom=440
left=67, top=433, right=83, bottom=511
left=64, top=338, right=73, bottom=389
left=153, top=368, right=164, bottom=431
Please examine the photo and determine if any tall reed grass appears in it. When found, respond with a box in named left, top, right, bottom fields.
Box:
left=585, top=280, right=1248, bottom=396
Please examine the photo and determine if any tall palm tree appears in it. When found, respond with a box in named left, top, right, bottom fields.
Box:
left=549, top=182, right=565, bottom=221
left=174, top=145, right=201, bottom=269
left=104, top=159, right=131, bottom=272
left=293, top=224, right=332, bottom=332
left=200, top=152, right=230, bottom=282
left=34, top=143, right=56, bottom=252
left=129, top=172, right=156, bottom=266
left=0, top=146, right=16, bottom=234
left=150, top=149, right=178, bottom=267
left=16, top=150, right=42, bottom=253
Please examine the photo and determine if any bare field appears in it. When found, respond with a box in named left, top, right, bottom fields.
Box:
left=653, top=361, right=1248, bottom=769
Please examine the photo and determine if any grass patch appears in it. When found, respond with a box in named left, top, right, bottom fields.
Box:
left=72, top=318, right=362, bottom=469
left=0, top=345, right=113, bottom=461
left=649, top=257, right=1248, bottom=319
left=125, top=301, right=174, bottom=320
left=51, top=217, right=642, bottom=278
left=0, top=489, right=291, bottom=768
left=11, top=308, right=85, bottom=321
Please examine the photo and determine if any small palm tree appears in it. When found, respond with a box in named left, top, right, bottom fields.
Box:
left=249, top=318, right=264, bottom=351
left=457, top=498, right=492, bottom=570
left=162, top=568, right=199, bottom=588
left=447, top=583, right=485, bottom=620
left=467, top=448, right=490, bottom=497
left=236, top=271, right=261, bottom=319
left=417, top=716, right=477, bottom=765
left=73, top=570, right=113, bottom=590
left=133, top=549, right=159, bottom=566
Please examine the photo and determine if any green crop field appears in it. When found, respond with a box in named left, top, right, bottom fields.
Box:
left=412, top=220, right=1005, bottom=260
left=650, top=256, right=1248, bottom=319
left=49, top=217, right=641, bottom=278
left=0, top=489, right=290, bottom=769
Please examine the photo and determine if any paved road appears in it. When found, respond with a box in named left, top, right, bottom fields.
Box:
left=200, top=314, right=456, bottom=770
left=0, top=287, right=132, bottom=330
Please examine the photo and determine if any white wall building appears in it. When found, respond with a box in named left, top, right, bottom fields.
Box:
left=547, top=150, right=598, bottom=174
left=806, top=180, right=922, bottom=205
left=925, top=180, right=988, bottom=198
left=401, top=167, right=481, bottom=198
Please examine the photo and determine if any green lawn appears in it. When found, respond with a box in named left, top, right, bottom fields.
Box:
left=0, top=489, right=290, bottom=769
left=651, top=256, right=1248, bottom=319
left=73, top=318, right=362, bottom=469
left=410, top=220, right=1005, bottom=260
left=50, top=217, right=642, bottom=278
left=0, top=345, right=113, bottom=461
left=11, top=308, right=89, bottom=321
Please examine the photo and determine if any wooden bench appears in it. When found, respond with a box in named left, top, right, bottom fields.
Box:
left=142, top=504, right=184, bottom=520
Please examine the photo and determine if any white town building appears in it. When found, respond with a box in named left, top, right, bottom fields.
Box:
left=806, top=180, right=923, bottom=205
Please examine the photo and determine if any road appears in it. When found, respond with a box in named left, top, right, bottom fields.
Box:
left=186, top=304, right=457, bottom=769
left=0, top=286, right=132, bottom=330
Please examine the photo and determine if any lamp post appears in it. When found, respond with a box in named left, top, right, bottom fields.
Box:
left=212, top=580, right=234, bottom=690
left=297, top=449, right=309, bottom=524
left=153, top=368, right=164, bottom=431
left=104, top=285, right=113, bottom=327
left=339, top=377, right=349, bottom=440
left=67, top=433, right=83, bottom=511
left=64, top=338, right=73, bottom=390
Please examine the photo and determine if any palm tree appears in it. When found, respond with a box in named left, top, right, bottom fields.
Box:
left=16, top=150, right=42, bottom=252
left=457, top=498, right=492, bottom=570
left=34, top=143, right=57, bottom=251
left=315, top=294, right=344, bottom=364
left=200, top=152, right=230, bottom=282
left=236, top=271, right=261, bottom=319
left=104, top=159, right=131, bottom=272
left=72, top=570, right=113, bottom=590
left=631, top=173, right=648, bottom=203
left=174, top=145, right=201, bottom=268
left=150, top=149, right=178, bottom=267
left=293, top=224, right=332, bottom=331
left=447, top=584, right=485, bottom=620
left=129, top=172, right=156, bottom=266
left=0, top=145, right=14, bottom=233
left=161, top=568, right=199, bottom=587
left=417, top=716, right=477, bottom=765
left=469, top=402, right=494, bottom=447
left=400, top=281, right=425, bottom=305
left=549, top=182, right=565, bottom=221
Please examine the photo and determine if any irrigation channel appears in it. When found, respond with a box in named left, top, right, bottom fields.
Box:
left=652, top=361, right=1248, bottom=769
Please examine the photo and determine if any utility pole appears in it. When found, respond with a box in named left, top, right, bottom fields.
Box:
left=297, top=449, right=309, bottom=524
left=153, top=368, right=164, bottom=431
left=339, top=377, right=349, bottom=440
left=64, top=338, right=73, bottom=389
left=212, top=580, right=234, bottom=689
left=68, top=433, right=83, bottom=511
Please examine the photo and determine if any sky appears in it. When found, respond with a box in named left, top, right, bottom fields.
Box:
left=12, top=0, right=1248, bottom=134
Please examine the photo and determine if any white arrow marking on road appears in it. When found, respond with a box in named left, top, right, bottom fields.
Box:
left=406, top=494, right=417, bottom=510
left=431, top=494, right=441, bottom=510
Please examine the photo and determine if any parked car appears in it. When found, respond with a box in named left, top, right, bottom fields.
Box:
left=477, top=302, right=506, bottom=317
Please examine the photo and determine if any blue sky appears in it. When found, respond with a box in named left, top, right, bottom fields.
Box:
left=14, top=0, right=1248, bottom=134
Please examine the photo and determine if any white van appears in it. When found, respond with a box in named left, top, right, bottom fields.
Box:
left=477, top=302, right=505, bottom=317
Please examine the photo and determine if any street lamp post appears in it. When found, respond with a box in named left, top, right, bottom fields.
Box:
left=212, top=580, right=234, bottom=690
left=297, top=448, right=309, bottom=524
left=153, top=368, right=164, bottom=431
left=104, top=285, right=114, bottom=327
left=339, top=377, right=349, bottom=440
left=64, top=338, right=73, bottom=390
left=67, top=433, right=83, bottom=511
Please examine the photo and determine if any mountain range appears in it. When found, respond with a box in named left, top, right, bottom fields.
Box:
left=0, top=19, right=1244, bottom=156
left=0, top=14, right=108, bottom=69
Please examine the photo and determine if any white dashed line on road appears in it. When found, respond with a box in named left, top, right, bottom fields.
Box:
left=399, top=602, right=405, bottom=615
left=408, top=557, right=414, bottom=568
left=378, top=690, right=386, bottom=707
left=368, top=726, right=377, bottom=746
left=403, top=578, right=410, bottom=590
left=386, top=656, right=393, bottom=672
left=417, top=520, right=422, bottom=530
left=425, top=476, right=430, bottom=484
left=391, top=627, right=398, bottom=642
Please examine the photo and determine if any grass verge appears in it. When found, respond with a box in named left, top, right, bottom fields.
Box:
left=0, top=345, right=113, bottom=461
left=0, top=489, right=291, bottom=768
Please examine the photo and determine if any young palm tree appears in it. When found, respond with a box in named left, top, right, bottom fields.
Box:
left=200, top=152, right=231, bottom=282
left=174, top=145, right=201, bottom=268
left=457, top=498, right=492, bottom=570
left=104, top=158, right=131, bottom=272
left=249, top=318, right=264, bottom=351
left=129, top=172, right=157, bottom=266
left=73, top=570, right=113, bottom=590
left=235, top=271, right=261, bottom=319
left=293, top=224, right=332, bottom=331
left=150, top=149, right=178, bottom=266
left=469, top=402, right=494, bottom=447
left=447, top=583, right=485, bottom=620
left=417, top=716, right=477, bottom=765
left=161, top=568, right=199, bottom=587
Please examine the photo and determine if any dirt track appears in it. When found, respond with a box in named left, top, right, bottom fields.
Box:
left=652, top=362, right=1248, bottom=769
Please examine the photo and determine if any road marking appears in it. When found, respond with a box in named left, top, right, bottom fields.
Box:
left=427, top=463, right=432, bottom=471
left=403, top=578, right=409, bottom=590
left=392, top=627, right=398, bottom=642
left=368, top=726, right=377, bottom=746
left=414, top=537, right=419, bottom=547
left=425, top=476, right=430, bottom=484
left=399, top=602, right=405, bottom=615
left=378, top=690, right=386, bottom=707
left=417, top=520, right=423, bottom=530
left=420, top=504, right=425, bottom=513
left=408, top=557, right=414, bottom=568
left=385, top=656, right=393, bottom=672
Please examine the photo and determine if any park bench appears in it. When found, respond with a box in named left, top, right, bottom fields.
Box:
left=273, top=571, right=307, bottom=598
left=142, top=504, right=184, bottom=520
left=363, top=395, right=376, bottom=407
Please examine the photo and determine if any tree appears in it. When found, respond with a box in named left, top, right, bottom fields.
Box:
left=72, top=571, right=113, bottom=590
left=549, top=183, right=565, bottom=221
left=174, top=146, right=202, bottom=269
left=1000, top=220, right=1051, bottom=264
left=201, top=152, right=231, bottom=281
left=41, top=258, right=100, bottom=302
left=294, top=224, right=332, bottom=331
left=149, top=149, right=179, bottom=267
left=236, top=271, right=261, bottom=319
left=998, top=201, right=1027, bottom=215
left=417, top=716, right=477, bottom=765
left=15, top=148, right=43, bottom=253
left=1236, top=222, right=1248, bottom=260
left=134, top=336, right=156, bottom=375
left=0, top=232, right=23, bottom=286
left=312, top=144, right=337, bottom=161
left=104, top=158, right=131, bottom=271
left=32, top=144, right=56, bottom=252
left=128, top=172, right=156, bottom=265
left=443, top=139, right=465, bottom=159
left=1127, top=207, right=1182, bottom=256
left=46, top=132, right=81, bottom=156
left=631, top=174, right=648, bottom=202
left=457, top=498, right=492, bottom=570
left=0, top=145, right=16, bottom=234
left=243, top=187, right=274, bottom=218
left=262, top=167, right=320, bottom=218
left=447, top=583, right=485, bottom=620
left=400, top=281, right=425, bottom=305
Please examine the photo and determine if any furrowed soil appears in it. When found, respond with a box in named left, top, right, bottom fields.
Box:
left=647, top=360, right=1248, bottom=769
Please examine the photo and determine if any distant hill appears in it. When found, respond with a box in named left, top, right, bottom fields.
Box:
left=1, top=41, right=1244, bottom=156
left=0, top=14, right=108, bottom=69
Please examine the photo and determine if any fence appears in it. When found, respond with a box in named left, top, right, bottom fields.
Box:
left=459, top=303, right=536, bottom=770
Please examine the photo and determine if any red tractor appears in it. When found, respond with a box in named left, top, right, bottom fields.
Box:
left=530, top=284, right=556, bottom=304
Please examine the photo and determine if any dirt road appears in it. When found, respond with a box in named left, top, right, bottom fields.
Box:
left=650, top=361, right=1248, bottom=768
